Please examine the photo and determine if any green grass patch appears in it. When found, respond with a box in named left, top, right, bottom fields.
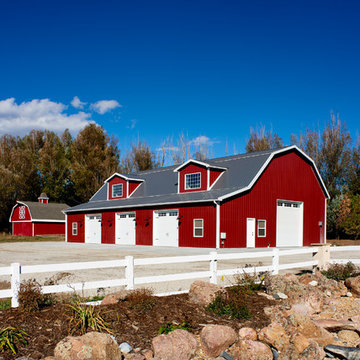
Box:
left=158, top=321, right=193, bottom=335
left=0, top=234, right=64, bottom=243
left=0, top=326, right=28, bottom=355
left=0, top=299, right=11, bottom=310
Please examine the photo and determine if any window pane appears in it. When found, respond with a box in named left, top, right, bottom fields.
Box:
left=194, top=228, right=203, bottom=237
left=194, top=219, right=203, bottom=227
left=113, top=184, right=123, bottom=197
left=185, top=173, right=201, bottom=189
left=259, top=228, right=265, bottom=236
left=258, top=220, right=265, bottom=229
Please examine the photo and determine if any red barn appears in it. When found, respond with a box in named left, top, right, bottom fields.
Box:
left=10, top=193, right=68, bottom=236
left=64, top=146, right=329, bottom=248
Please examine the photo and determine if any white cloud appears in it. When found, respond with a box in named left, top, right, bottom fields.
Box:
left=71, top=96, right=87, bottom=109
left=0, top=98, right=93, bottom=136
left=190, top=135, right=213, bottom=146
left=90, top=100, right=121, bottom=114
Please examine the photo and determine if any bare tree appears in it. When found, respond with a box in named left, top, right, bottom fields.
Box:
left=246, top=126, right=284, bottom=153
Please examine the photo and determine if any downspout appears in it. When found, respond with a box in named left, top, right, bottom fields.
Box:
left=214, top=200, right=221, bottom=249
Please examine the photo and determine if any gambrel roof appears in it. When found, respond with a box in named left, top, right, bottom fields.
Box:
left=64, top=146, right=329, bottom=214
left=12, top=201, right=68, bottom=221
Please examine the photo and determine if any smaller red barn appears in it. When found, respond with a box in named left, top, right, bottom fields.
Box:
left=9, top=193, right=68, bottom=236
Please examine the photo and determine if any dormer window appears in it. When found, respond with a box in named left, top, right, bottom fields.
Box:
left=185, top=173, right=201, bottom=190
left=112, top=184, right=123, bottom=198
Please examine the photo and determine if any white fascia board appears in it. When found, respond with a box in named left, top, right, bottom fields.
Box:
left=63, top=198, right=219, bottom=213
left=104, top=173, right=144, bottom=183
left=31, top=219, right=65, bottom=223
left=173, top=159, right=227, bottom=172
left=218, top=145, right=329, bottom=201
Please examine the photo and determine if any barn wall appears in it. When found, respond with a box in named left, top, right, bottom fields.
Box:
left=209, top=169, right=223, bottom=187
left=179, top=164, right=208, bottom=192
left=129, top=181, right=142, bottom=196
left=101, top=212, right=115, bottom=244
left=11, top=204, right=31, bottom=221
left=67, top=214, right=85, bottom=243
left=221, top=151, right=326, bottom=248
left=34, top=223, right=65, bottom=235
left=13, top=222, right=32, bottom=236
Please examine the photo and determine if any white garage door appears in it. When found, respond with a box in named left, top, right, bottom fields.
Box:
left=153, top=210, right=179, bottom=247
left=276, top=200, right=303, bottom=247
left=85, top=214, right=102, bottom=244
left=116, top=212, right=136, bottom=245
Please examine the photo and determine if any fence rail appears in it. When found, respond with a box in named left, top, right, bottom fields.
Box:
left=0, top=245, right=358, bottom=308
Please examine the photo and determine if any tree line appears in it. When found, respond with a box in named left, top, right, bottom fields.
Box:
left=0, top=114, right=359, bottom=239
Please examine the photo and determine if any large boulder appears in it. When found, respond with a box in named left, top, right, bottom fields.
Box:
left=200, top=324, right=238, bottom=357
left=54, top=332, right=122, bottom=360
left=345, top=276, right=360, bottom=296
left=238, top=327, right=257, bottom=341
left=101, top=290, right=130, bottom=305
left=188, top=280, right=224, bottom=306
left=313, top=319, right=358, bottom=332
left=152, top=329, right=198, bottom=360
left=258, top=322, right=289, bottom=352
left=228, top=340, right=273, bottom=360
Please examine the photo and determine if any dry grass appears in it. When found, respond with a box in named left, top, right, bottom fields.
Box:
left=0, top=233, right=64, bottom=243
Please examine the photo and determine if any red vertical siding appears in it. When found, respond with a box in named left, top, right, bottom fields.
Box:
left=221, top=151, right=326, bottom=248
left=108, top=177, right=128, bottom=199
left=11, top=204, right=31, bottom=221
left=179, top=164, right=208, bottom=192
left=209, top=169, right=224, bottom=187
left=34, top=223, right=65, bottom=235
left=135, top=209, right=153, bottom=245
left=13, top=222, right=32, bottom=236
left=101, top=211, right=115, bottom=244
left=67, top=214, right=85, bottom=243
left=129, top=181, right=142, bottom=196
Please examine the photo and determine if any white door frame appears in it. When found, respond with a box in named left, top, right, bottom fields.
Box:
left=246, top=217, right=255, bottom=248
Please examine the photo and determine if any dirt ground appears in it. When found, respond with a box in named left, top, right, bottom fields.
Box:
left=0, top=290, right=276, bottom=359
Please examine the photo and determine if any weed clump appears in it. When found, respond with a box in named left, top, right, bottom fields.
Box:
left=158, top=321, right=193, bottom=334
left=0, top=326, right=28, bottom=354
left=67, top=301, right=112, bottom=335
left=126, top=288, right=156, bottom=311
left=18, top=279, right=52, bottom=312
left=322, top=262, right=360, bottom=281
left=206, top=288, right=252, bottom=320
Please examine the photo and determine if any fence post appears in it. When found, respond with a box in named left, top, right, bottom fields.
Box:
left=209, top=251, right=218, bottom=284
left=11, top=263, right=21, bottom=308
left=125, top=256, right=134, bottom=290
left=272, top=248, right=279, bottom=275
left=311, top=243, right=331, bottom=271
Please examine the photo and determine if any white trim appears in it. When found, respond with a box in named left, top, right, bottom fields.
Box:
left=185, top=172, right=201, bottom=190
left=207, top=168, right=210, bottom=190
left=218, top=145, right=329, bottom=201
left=11, top=220, right=32, bottom=223
left=104, top=173, right=145, bottom=183
left=107, top=182, right=109, bottom=201
left=30, top=219, right=65, bottom=223
left=193, top=219, right=204, bottom=237
left=324, top=198, right=327, bottom=244
left=209, top=170, right=225, bottom=190
left=215, top=201, right=220, bottom=249
left=72, top=222, right=78, bottom=236
left=32, top=223, right=34, bottom=236
left=65, top=215, right=68, bottom=242
left=127, top=181, right=129, bottom=198
left=257, top=219, right=266, bottom=237
left=173, top=159, right=227, bottom=172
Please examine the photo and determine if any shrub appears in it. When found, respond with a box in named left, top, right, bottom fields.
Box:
left=322, top=262, right=360, bottom=281
left=67, top=301, right=112, bottom=335
left=126, top=288, right=156, bottom=311
left=206, top=289, right=252, bottom=320
left=158, top=321, right=193, bottom=334
left=18, top=279, right=52, bottom=312
left=0, top=326, right=28, bottom=354
left=233, top=265, right=269, bottom=294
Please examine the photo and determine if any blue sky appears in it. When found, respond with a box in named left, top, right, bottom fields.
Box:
left=0, top=0, right=359, bottom=158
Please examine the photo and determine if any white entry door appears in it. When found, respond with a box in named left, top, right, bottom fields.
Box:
left=116, top=212, right=136, bottom=245
left=276, top=200, right=303, bottom=247
left=85, top=214, right=102, bottom=244
left=153, top=210, right=179, bottom=247
left=246, top=218, right=255, bottom=248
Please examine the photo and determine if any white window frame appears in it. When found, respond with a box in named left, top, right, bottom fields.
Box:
left=185, top=172, right=201, bottom=190
left=257, top=219, right=266, bottom=237
left=72, top=222, right=78, bottom=236
left=193, top=218, right=204, bottom=237
left=112, top=183, right=123, bottom=198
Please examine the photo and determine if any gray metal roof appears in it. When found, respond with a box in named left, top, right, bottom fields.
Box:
left=64, top=146, right=328, bottom=213
left=19, top=201, right=68, bottom=221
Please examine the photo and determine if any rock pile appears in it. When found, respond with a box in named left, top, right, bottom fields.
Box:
left=33, top=272, right=360, bottom=360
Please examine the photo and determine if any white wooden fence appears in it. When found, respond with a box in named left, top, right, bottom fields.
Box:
left=0, top=247, right=322, bottom=308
